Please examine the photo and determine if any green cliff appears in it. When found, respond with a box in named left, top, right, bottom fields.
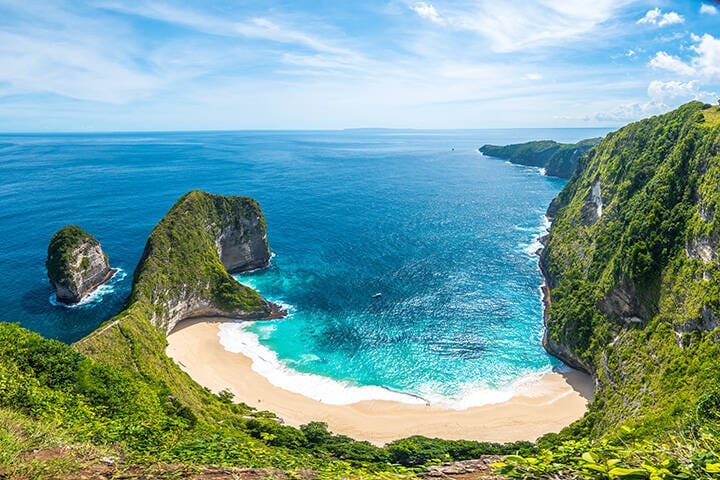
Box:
left=47, top=225, right=115, bottom=304
left=480, top=138, right=601, bottom=178
left=539, top=101, right=720, bottom=438
left=126, top=190, right=277, bottom=334
left=5, top=110, right=720, bottom=478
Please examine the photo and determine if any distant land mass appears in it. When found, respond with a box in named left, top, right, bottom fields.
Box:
left=479, top=137, right=601, bottom=178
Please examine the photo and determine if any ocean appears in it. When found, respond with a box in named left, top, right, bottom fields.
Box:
left=0, top=128, right=608, bottom=407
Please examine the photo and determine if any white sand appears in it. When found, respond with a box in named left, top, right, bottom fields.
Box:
left=167, top=318, right=594, bottom=445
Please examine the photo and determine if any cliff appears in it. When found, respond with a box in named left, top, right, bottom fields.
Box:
left=46, top=225, right=116, bottom=304
left=128, top=190, right=277, bottom=334
left=539, top=101, right=720, bottom=436
left=75, top=190, right=283, bottom=409
left=480, top=138, right=600, bottom=178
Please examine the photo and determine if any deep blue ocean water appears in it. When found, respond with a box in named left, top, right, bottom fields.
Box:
left=0, top=128, right=608, bottom=405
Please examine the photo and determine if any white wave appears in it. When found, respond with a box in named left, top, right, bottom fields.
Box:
left=539, top=167, right=547, bottom=176
left=218, top=322, right=560, bottom=409
left=233, top=275, right=294, bottom=314
left=49, top=268, right=126, bottom=308
left=518, top=214, right=552, bottom=257
left=217, top=322, right=427, bottom=405
left=419, top=367, right=556, bottom=410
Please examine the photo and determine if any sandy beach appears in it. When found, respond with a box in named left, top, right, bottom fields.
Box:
left=166, top=318, right=594, bottom=445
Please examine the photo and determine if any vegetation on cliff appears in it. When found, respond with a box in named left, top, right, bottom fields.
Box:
left=540, top=102, right=720, bottom=440
left=5, top=103, right=720, bottom=478
left=480, top=138, right=601, bottom=178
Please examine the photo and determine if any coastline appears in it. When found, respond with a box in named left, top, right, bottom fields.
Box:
left=166, top=317, right=594, bottom=445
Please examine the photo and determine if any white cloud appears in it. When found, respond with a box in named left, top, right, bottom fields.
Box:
left=649, top=34, right=720, bottom=80
left=99, top=2, right=354, bottom=56
left=590, top=100, right=669, bottom=123
left=410, top=2, right=444, bottom=24
left=637, top=8, right=684, bottom=27
left=690, top=33, right=720, bottom=80
left=524, top=73, right=543, bottom=80
left=700, top=4, right=719, bottom=15
left=648, top=80, right=698, bottom=101
left=445, top=1, right=636, bottom=53
left=649, top=51, right=696, bottom=75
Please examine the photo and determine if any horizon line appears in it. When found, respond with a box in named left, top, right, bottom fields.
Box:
left=0, top=126, right=618, bottom=135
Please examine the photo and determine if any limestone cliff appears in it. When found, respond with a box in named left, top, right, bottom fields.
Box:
left=129, top=190, right=278, bottom=334
left=538, top=101, right=720, bottom=435
left=46, top=225, right=116, bottom=304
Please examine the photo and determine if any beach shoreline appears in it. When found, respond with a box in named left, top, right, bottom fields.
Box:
left=166, top=317, right=594, bottom=445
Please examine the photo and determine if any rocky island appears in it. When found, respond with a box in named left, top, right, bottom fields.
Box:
left=480, top=138, right=601, bottom=178
left=46, top=225, right=117, bottom=304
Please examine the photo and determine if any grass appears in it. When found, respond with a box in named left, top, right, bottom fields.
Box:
left=702, top=105, right=720, bottom=127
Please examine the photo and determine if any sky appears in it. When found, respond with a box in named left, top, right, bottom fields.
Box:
left=0, top=0, right=718, bottom=131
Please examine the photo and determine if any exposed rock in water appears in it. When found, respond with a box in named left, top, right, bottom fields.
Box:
left=46, top=225, right=116, bottom=304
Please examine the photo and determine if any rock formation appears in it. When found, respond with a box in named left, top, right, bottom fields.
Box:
left=47, top=225, right=116, bottom=304
left=127, top=190, right=281, bottom=334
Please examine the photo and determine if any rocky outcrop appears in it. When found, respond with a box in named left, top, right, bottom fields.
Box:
left=686, top=234, right=719, bottom=263
left=598, top=280, right=646, bottom=324
left=129, top=190, right=282, bottom=334
left=47, top=225, right=116, bottom=304
left=579, top=180, right=603, bottom=226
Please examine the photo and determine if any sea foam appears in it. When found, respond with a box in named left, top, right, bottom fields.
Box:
left=49, top=268, right=126, bottom=308
left=217, top=321, right=427, bottom=405
left=519, top=214, right=551, bottom=258
left=217, top=321, right=560, bottom=409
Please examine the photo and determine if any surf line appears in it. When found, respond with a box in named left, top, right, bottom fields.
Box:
left=380, top=385, right=431, bottom=406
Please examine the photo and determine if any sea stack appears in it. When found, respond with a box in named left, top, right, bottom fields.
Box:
left=47, top=225, right=116, bottom=304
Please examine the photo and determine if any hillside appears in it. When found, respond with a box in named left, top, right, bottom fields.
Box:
left=540, top=101, right=720, bottom=437
left=0, top=190, right=530, bottom=479
left=480, top=138, right=601, bottom=178
left=3, top=106, right=720, bottom=478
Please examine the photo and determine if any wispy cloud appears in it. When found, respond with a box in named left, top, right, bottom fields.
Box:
left=637, top=8, right=684, bottom=27
left=409, top=2, right=444, bottom=24
left=98, top=2, right=354, bottom=56
left=700, top=3, right=718, bottom=15
left=405, top=1, right=639, bottom=53
left=0, top=2, right=161, bottom=103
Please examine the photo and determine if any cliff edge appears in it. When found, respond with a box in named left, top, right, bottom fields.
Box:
left=76, top=191, right=283, bottom=409
left=539, top=101, right=720, bottom=436
left=47, top=225, right=116, bottom=304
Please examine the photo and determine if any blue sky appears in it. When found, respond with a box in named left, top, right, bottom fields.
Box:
left=0, top=0, right=718, bottom=131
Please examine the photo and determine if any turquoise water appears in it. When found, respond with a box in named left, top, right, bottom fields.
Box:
left=0, top=129, right=608, bottom=405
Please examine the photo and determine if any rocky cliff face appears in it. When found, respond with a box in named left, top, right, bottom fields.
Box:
left=538, top=102, right=720, bottom=435
left=129, top=190, right=279, bottom=334
left=47, top=225, right=115, bottom=304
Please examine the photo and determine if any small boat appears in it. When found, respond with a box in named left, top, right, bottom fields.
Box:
left=372, top=292, right=382, bottom=299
